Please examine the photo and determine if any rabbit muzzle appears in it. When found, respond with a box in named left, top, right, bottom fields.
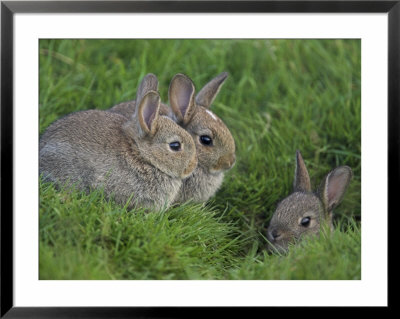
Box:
left=267, top=228, right=282, bottom=242
left=181, top=154, right=198, bottom=178
left=266, top=227, right=294, bottom=253
left=211, top=153, right=236, bottom=173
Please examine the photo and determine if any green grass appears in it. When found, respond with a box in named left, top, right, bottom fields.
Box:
left=39, top=39, right=361, bottom=280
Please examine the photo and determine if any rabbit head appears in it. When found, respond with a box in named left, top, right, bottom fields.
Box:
left=266, top=150, right=353, bottom=253
left=168, top=72, right=236, bottom=175
left=123, top=74, right=198, bottom=179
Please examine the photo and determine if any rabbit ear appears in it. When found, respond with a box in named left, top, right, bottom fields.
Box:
left=195, top=72, right=228, bottom=109
left=320, top=166, right=353, bottom=213
left=293, top=150, right=311, bottom=192
left=169, top=73, right=196, bottom=125
left=136, top=73, right=159, bottom=105
left=137, top=91, right=160, bottom=136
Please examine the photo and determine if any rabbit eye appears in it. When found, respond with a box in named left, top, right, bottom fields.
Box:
left=169, top=141, right=181, bottom=151
left=200, top=135, right=213, bottom=146
left=300, top=217, right=311, bottom=227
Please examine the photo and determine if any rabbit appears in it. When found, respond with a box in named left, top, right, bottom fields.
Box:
left=266, top=150, right=353, bottom=253
left=39, top=74, right=198, bottom=211
left=168, top=72, right=236, bottom=203
left=108, top=72, right=236, bottom=203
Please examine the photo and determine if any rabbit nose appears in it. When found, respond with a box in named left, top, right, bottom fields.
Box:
left=268, top=229, right=281, bottom=242
left=272, top=230, right=280, bottom=239
left=215, top=153, right=236, bottom=171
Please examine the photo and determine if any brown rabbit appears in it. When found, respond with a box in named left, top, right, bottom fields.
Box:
left=266, top=150, right=353, bottom=253
left=168, top=73, right=236, bottom=203
left=39, top=74, right=197, bottom=210
left=108, top=72, right=236, bottom=204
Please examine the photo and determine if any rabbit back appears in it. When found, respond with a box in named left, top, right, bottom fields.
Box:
left=108, top=100, right=174, bottom=120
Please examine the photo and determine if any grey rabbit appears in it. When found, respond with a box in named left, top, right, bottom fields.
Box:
left=39, top=74, right=197, bottom=210
left=266, top=150, right=353, bottom=253
left=109, top=72, right=236, bottom=203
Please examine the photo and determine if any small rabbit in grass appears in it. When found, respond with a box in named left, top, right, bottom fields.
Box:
left=266, top=150, right=353, bottom=253
left=110, top=72, right=236, bottom=204
left=39, top=74, right=197, bottom=210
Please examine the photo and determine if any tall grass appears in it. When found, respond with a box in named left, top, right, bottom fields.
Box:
left=39, top=39, right=361, bottom=280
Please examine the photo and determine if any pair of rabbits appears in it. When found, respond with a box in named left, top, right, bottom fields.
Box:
left=39, top=72, right=236, bottom=211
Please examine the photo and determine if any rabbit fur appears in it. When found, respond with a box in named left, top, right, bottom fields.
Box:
left=109, top=72, right=236, bottom=204
left=266, top=150, right=353, bottom=253
left=39, top=74, right=197, bottom=210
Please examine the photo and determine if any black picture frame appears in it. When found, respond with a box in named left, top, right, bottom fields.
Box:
left=1, top=1, right=396, bottom=317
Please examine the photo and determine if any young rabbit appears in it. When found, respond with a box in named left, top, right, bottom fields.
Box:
left=168, top=73, right=236, bottom=203
left=266, top=150, right=353, bottom=253
left=39, top=74, right=197, bottom=210
left=108, top=72, right=236, bottom=204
